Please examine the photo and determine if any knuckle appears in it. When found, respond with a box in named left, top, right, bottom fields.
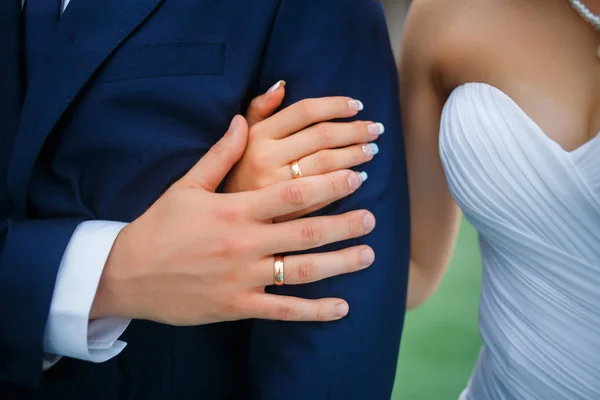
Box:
left=298, top=98, right=318, bottom=119
left=277, top=305, right=295, bottom=321
left=216, top=235, right=251, bottom=257
left=315, top=305, right=327, bottom=322
left=296, top=258, right=318, bottom=282
left=281, top=184, right=304, bottom=206
left=347, top=215, right=362, bottom=238
left=248, top=97, right=263, bottom=112
left=300, top=222, right=323, bottom=244
left=248, top=149, right=271, bottom=174
left=228, top=258, right=249, bottom=282
left=216, top=201, right=247, bottom=222
left=315, top=150, right=334, bottom=172
left=255, top=147, right=272, bottom=166
left=314, top=123, right=333, bottom=146
left=328, top=175, right=346, bottom=196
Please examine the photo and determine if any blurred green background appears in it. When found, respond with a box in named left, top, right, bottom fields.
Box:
left=382, top=4, right=482, bottom=398
left=391, top=218, right=483, bottom=400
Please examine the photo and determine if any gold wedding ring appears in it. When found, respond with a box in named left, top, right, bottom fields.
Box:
left=290, top=160, right=303, bottom=179
left=273, top=255, right=285, bottom=286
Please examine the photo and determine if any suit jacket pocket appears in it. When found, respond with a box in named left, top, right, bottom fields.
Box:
left=96, top=41, right=225, bottom=83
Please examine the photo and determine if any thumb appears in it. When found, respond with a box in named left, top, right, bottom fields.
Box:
left=180, top=115, right=248, bottom=191
left=246, top=80, right=286, bottom=127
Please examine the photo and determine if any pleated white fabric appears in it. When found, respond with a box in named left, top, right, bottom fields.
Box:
left=440, top=83, right=600, bottom=400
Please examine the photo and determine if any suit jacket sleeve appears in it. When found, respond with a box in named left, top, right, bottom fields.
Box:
left=245, top=1, right=410, bottom=399
left=0, top=218, right=83, bottom=387
left=0, top=1, right=83, bottom=387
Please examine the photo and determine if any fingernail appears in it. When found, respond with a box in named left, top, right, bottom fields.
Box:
left=348, top=99, right=364, bottom=111
left=363, top=213, right=376, bottom=233
left=267, top=80, right=286, bottom=94
left=367, top=122, right=385, bottom=135
left=360, top=248, right=375, bottom=267
left=335, top=302, right=349, bottom=318
left=348, top=172, right=362, bottom=191
left=229, top=115, right=241, bottom=134
left=359, top=171, right=368, bottom=183
left=362, top=143, right=379, bottom=157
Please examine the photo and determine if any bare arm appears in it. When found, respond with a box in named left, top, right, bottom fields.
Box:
left=399, top=2, right=461, bottom=309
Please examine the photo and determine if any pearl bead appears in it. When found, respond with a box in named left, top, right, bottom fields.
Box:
left=571, top=0, right=600, bottom=31
left=570, top=0, right=600, bottom=58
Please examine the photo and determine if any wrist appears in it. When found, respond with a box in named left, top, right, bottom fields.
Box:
left=90, top=226, right=137, bottom=320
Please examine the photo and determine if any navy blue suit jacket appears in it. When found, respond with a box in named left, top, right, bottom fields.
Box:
left=0, top=1, right=410, bottom=398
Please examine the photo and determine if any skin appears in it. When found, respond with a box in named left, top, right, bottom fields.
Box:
left=226, top=82, right=382, bottom=220
left=400, top=0, right=600, bottom=308
left=91, top=84, right=381, bottom=325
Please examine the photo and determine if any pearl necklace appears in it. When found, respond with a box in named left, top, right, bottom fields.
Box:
left=570, top=0, right=600, bottom=57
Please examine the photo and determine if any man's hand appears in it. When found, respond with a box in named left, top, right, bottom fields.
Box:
left=91, top=115, right=376, bottom=325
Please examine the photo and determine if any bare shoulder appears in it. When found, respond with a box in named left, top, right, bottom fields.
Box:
left=399, top=0, right=471, bottom=85
left=400, top=0, right=512, bottom=91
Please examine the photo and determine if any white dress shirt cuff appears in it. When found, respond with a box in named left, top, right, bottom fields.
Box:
left=43, top=221, right=131, bottom=366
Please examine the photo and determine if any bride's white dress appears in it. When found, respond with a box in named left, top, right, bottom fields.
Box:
left=439, top=82, right=600, bottom=399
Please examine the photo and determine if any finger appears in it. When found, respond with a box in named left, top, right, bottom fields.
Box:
left=283, top=121, right=384, bottom=161
left=247, top=170, right=363, bottom=221
left=246, top=80, right=287, bottom=127
left=254, top=97, right=364, bottom=140
left=263, top=209, right=376, bottom=255
left=249, top=246, right=375, bottom=287
left=179, top=115, right=248, bottom=191
left=273, top=201, right=333, bottom=222
left=294, top=144, right=378, bottom=178
left=273, top=173, right=369, bottom=223
left=243, top=293, right=350, bottom=322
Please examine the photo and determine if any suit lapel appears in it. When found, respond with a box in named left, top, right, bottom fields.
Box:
left=8, top=0, right=164, bottom=215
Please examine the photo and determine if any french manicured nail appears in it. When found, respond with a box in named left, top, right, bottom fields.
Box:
left=360, top=248, right=375, bottom=267
left=363, top=213, right=376, bottom=232
left=362, top=143, right=379, bottom=157
left=359, top=171, right=368, bottom=183
left=335, top=302, right=349, bottom=318
left=367, top=123, right=385, bottom=135
left=267, top=80, right=285, bottom=94
left=348, top=99, right=364, bottom=111
left=348, top=172, right=362, bottom=190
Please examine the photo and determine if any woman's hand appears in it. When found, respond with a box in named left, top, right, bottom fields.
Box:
left=224, top=81, right=384, bottom=218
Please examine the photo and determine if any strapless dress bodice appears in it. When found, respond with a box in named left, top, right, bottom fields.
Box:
left=440, top=82, right=600, bottom=399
